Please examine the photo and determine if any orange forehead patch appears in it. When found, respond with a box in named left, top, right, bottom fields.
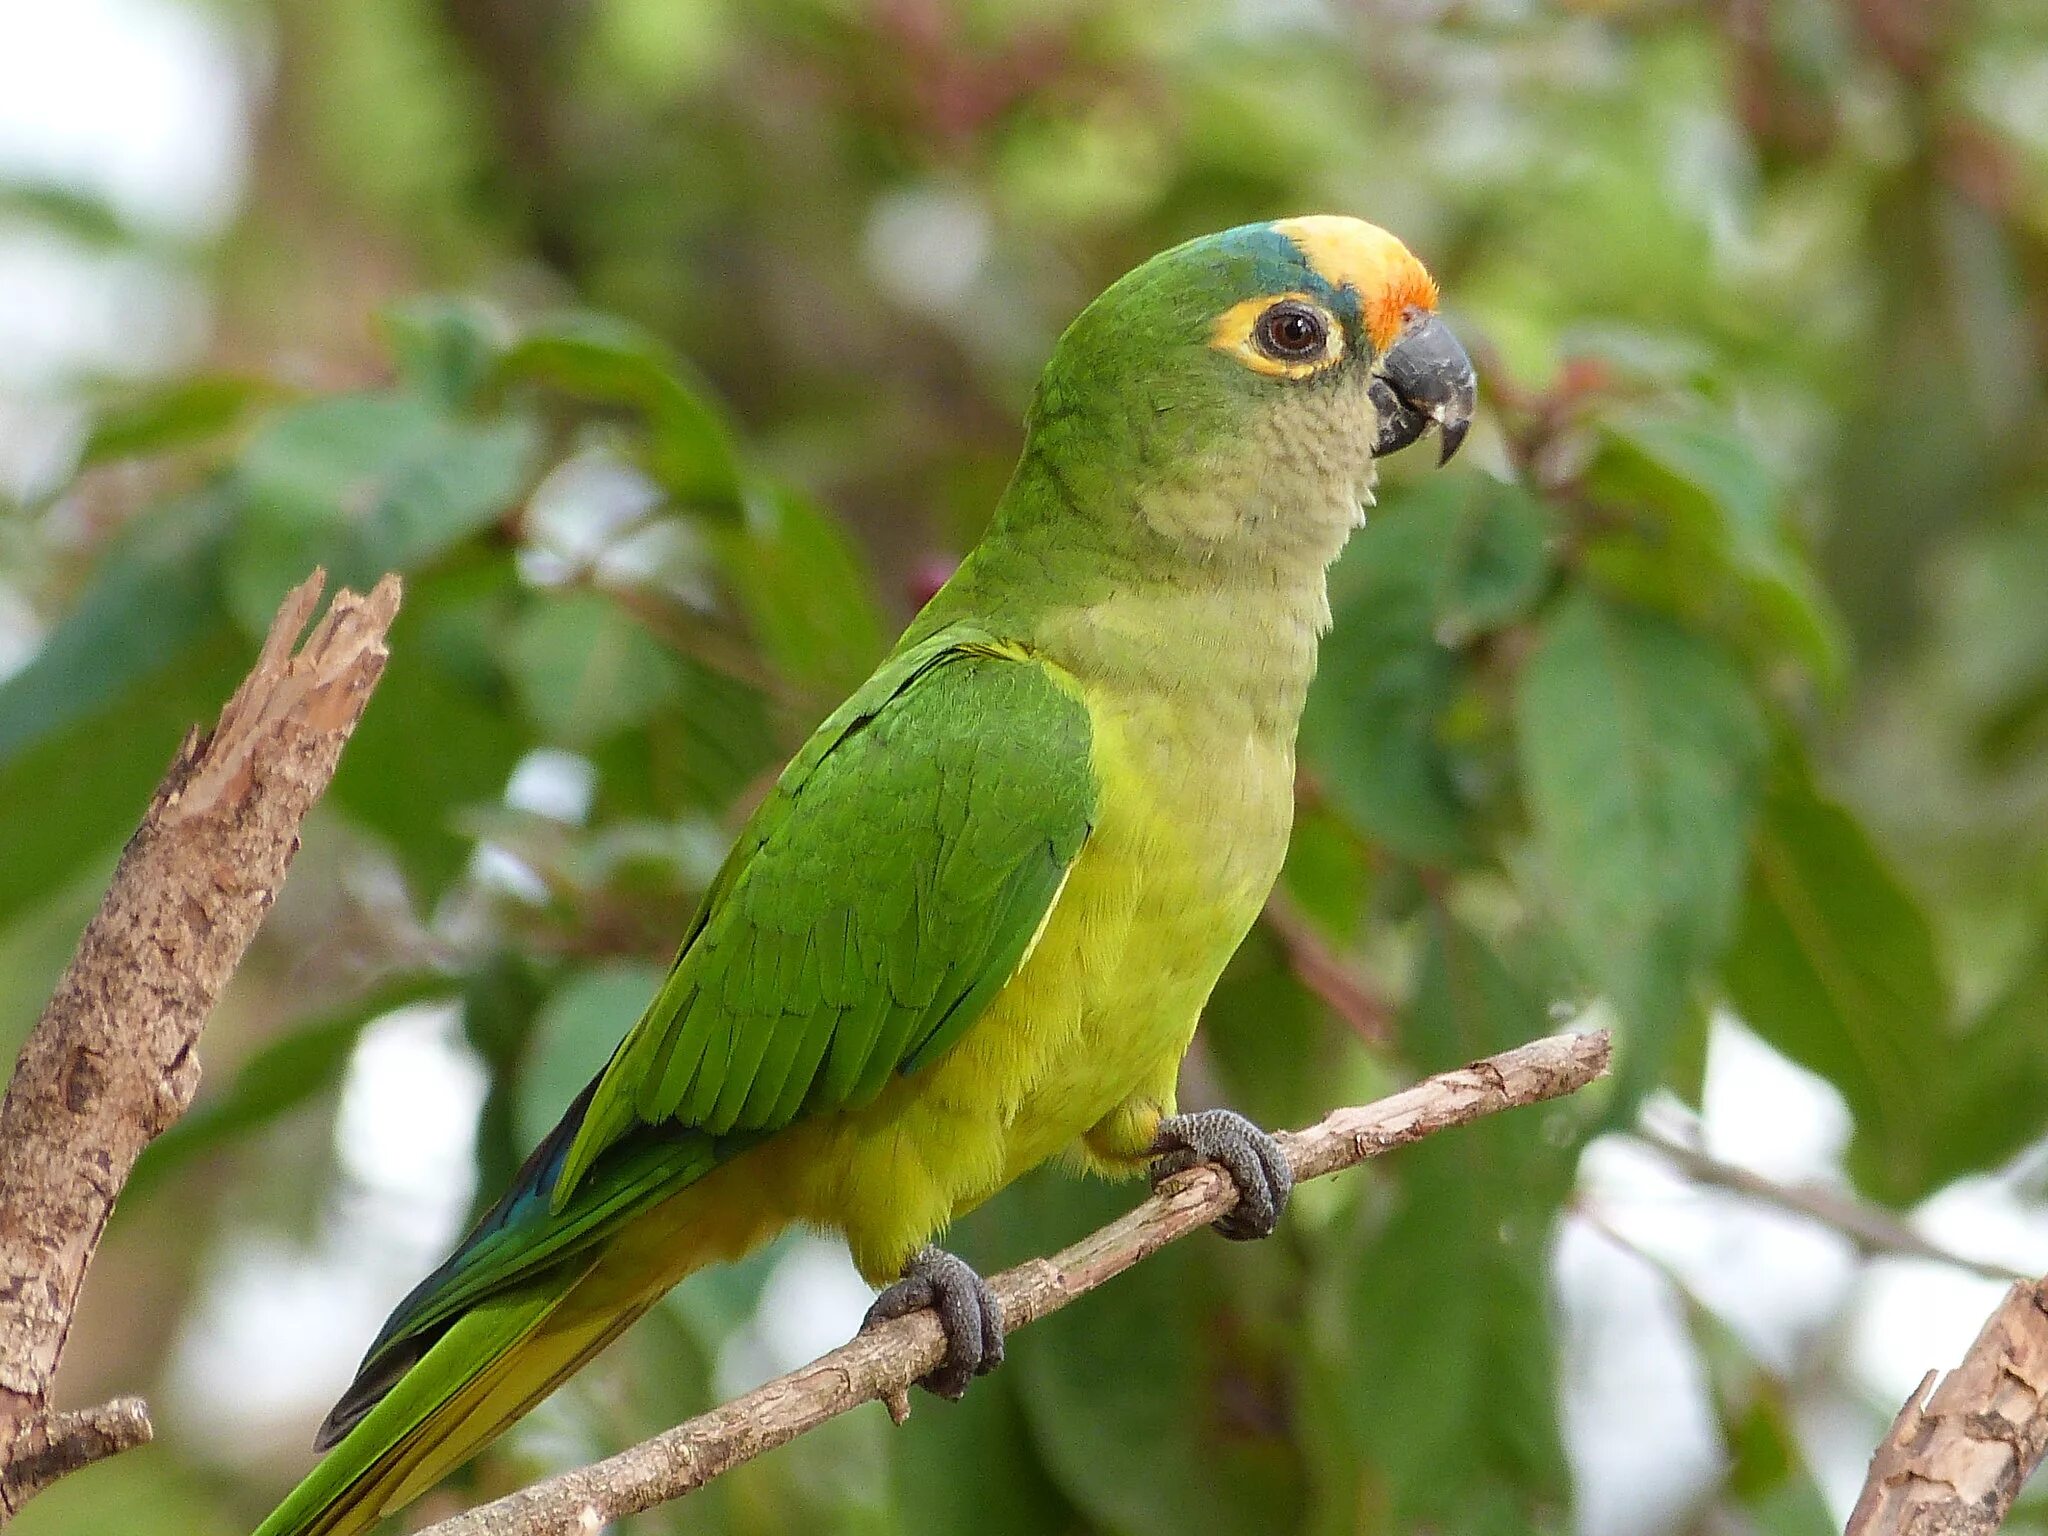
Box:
left=1272, top=215, right=1439, bottom=353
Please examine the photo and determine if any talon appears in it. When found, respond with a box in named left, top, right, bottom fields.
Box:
left=1149, top=1109, right=1294, bottom=1241
left=861, top=1245, right=1004, bottom=1400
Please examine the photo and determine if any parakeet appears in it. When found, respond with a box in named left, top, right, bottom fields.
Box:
left=255, top=214, right=1476, bottom=1536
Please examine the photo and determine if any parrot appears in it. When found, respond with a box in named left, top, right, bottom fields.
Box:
left=254, top=214, right=1476, bottom=1536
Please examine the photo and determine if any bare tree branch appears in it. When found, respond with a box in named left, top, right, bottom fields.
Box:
left=0, top=1399, right=151, bottom=1511
left=414, top=1028, right=1613, bottom=1536
left=1261, top=890, right=1394, bottom=1046
left=1633, top=1126, right=2025, bottom=1284
left=0, top=570, right=401, bottom=1516
left=1846, top=1279, right=2048, bottom=1535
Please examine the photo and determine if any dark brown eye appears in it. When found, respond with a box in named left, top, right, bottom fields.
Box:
left=1253, top=302, right=1329, bottom=362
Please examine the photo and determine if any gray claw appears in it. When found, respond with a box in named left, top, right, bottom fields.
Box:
left=1150, top=1108, right=1294, bottom=1241
left=862, top=1245, right=1004, bottom=1399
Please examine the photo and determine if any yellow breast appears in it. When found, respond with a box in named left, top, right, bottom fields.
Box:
left=998, top=683, right=1295, bottom=1136
left=786, top=676, right=1297, bottom=1282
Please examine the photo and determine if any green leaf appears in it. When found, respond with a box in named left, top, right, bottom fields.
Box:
left=0, top=498, right=246, bottom=926
left=1278, top=801, right=1373, bottom=937
left=1204, top=927, right=1354, bottom=1133
left=0, top=182, right=138, bottom=249
left=0, top=496, right=228, bottom=764
left=1516, top=592, right=1766, bottom=1098
left=711, top=486, right=887, bottom=697
left=497, top=314, right=744, bottom=513
left=506, top=589, right=684, bottom=747
left=0, top=634, right=246, bottom=931
left=381, top=295, right=509, bottom=409
left=461, top=951, right=553, bottom=1206
left=1420, top=477, right=1554, bottom=635
left=662, top=1235, right=795, bottom=1347
left=516, top=962, right=665, bottom=1150
left=663, top=656, right=779, bottom=812
left=1308, top=639, right=1467, bottom=864
left=1722, top=756, right=1951, bottom=1201
left=1324, top=472, right=1552, bottom=639
left=78, top=376, right=278, bottom=467
left=327, top=559, right=529, bottom=897
left=1340, top=913, right=1574, bottom=1532
left=1583, top=414, right=1844, bottom=684
left=894, top=1371, right=1085, bottom=1536
left=224, top=391, right=539, bottom=631
left=1974, top=665, right=2048, bottom=770
left=1941, top=523, right=2048, bottom=769
left=1929, top=939, right=2048, bottom=1189
left=1303, top=476, right=1550, bottom=865
left=954, top=1172, right=1304, bottom=1536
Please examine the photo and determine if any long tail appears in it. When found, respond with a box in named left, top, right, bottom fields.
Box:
left=253, top=1259, right=659, bottom=1536
left=253, top=1063, right=770, bottom=1536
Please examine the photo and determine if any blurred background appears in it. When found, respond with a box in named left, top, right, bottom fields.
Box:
left=3, top=0, right=2048, bottom=1532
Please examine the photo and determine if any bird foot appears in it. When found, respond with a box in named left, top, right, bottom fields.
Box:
left=862, top=1245, right=1004, bottom=1401
left=1150, top=1108, right=1294, bottom=1240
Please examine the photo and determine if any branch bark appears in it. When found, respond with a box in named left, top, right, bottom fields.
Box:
left=1846, top=1279, right=2048, bottom=1536
left=0, top=570, right=401, bottom=1516
left=415, top=1028, right=1613, bottom=1536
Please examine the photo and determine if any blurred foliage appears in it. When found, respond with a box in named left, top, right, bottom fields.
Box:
left=5, top=0, right=2048, bottom=1533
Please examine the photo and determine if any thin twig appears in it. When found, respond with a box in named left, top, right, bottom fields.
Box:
left=1633, top=1126, right=2024, bottom=1284
left=1845, top=1279, right=2048, bottom=1534
left=1261, top=890, right=1394, bottom=1045
left=0, top=570, right=401, bottom=1515
left=602, top=583, right=811, bottom=708
left=414, top=1029, right=1613, bottom=1536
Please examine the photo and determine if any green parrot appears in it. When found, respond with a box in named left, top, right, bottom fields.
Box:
left=255, top=214, right=1475, bottom=1536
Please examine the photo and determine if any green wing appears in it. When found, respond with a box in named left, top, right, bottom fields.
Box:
left=324, top=630, right=1095, bottom=1438
left=555, top=630, right=1097, bottom=1199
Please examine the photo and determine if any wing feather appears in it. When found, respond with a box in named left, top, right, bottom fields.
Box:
left=556, top=630, right=1094, bottom=1198
left=329, top=629, right=1093, bottom=1432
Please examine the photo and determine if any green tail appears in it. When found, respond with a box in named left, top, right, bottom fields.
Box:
left=254, top=1259, right=659, bottom=1536
left=252, top=1057, right=731, bottom=1536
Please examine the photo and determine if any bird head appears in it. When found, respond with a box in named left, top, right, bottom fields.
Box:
left=1025, top=216, right=1476, bottom=569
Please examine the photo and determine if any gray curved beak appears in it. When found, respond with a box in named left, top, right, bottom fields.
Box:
left=1370, top=310, right=1478, bottom=466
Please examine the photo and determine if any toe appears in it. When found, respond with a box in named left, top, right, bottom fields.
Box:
left=974, top=1276, right=1005, bottom=1376
left=923, top=1351, right=976, bottom=1401
left=1220, top=1141, right=1291, bottom=1240
left=1213, top=1153, right=1277, bottom=1239
left=875, top=1247, right=1002, bottom=1400
left=1154, top=1110, right=1293, bottom=1241
left=1255, top=1130, right=1294, bottom=1208
left=926, top=1265, right=985, bottom=1391
left=1149, top=1146, right=1199, bottom=1188
left=1226, top=1130, right=1293, bottom=1239
left=920, top=1299, right=981, bottom=1399
left=862, top=1274, right=932, bottom=1330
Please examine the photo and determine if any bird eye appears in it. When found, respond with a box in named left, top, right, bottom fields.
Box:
left=1252, top=302, right=1329, bottom=362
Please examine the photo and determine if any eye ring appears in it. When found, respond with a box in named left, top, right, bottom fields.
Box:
left=1251, top=301, right=1330, bottom=363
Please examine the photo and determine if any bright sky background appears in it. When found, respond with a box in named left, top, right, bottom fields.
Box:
left=7, top=3, right=2047, bottom=1529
